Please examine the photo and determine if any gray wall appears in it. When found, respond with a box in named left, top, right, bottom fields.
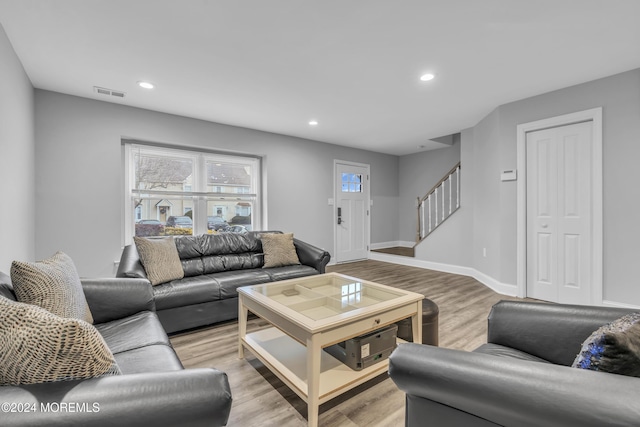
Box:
left=34, top=90, right=399, bottom=276
left=0, top=24, right=35, bottom=273
left=408, top=68, right=640, bottom=306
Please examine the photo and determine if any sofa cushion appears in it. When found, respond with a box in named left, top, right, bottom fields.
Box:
left=199, top=233, right=261, bottom=255
left=265, top=265, right=320, bottom=282
left=0, top=296, right=120, bottom=385
left=113, top=344, right=184, bottom=374
left=94, top=311, right=172, bottom=354
left=10, top=251, right=93, bottom=323
left=474, top=343, right=551, bottom=364
left=261, top=232, right=300, bottom=268
left=572, top=312, right=640, bottom=376
left=203, top=253, right=263, bottom=274
left=213, top=269, right=273, bottom=299
left=152, top=275, right=222, bottom=310
left=134, top=237, right=185, bottom=285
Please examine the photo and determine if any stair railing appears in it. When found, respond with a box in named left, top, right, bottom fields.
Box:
left=416, top=162, right=461, bottom=243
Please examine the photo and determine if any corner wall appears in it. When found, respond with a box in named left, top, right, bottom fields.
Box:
left=406, top=68, right=640, bottom=307
left=0, top=24, right=35, bottom=272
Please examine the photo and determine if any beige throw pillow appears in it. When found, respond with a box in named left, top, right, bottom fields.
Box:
left=0, top=296, right=121, bottom=386
left=261, top=233, right=300, bottom=268
left=133, top=236, right=184, bottom=285
left=11, top=251, right=93, bottom=324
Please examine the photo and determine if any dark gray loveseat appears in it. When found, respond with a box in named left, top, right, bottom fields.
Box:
left=116, top=231, right=331, bottom=333
left=389, top=300, right=640, bottom=427
left=0, top=273, right=232, bottom=427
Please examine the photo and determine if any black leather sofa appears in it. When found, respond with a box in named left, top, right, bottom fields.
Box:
left=116, top=231, right=331, bottom=333
left=0, top=273, right=232, bottom=427
left=389, top=300, right=640, bottom=427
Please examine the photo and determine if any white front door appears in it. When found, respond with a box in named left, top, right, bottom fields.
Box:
left=335, top=162, right=370, bottom=263
left=526, top=121, right=592, bottom=304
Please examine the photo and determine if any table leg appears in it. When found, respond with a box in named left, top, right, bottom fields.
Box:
left=412, top=299, right=423, bottom=344
left=306, top=334, right=321, bottom=427
left=238, top=296, right=248, bottom=359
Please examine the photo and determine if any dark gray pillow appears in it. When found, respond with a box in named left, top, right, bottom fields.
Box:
left=572, top=312, right=640, bottom=377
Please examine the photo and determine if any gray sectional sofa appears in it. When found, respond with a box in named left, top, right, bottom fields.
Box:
left=0, top=273, right=232, bottom=427
left=116, top=231, right=331, bottom=333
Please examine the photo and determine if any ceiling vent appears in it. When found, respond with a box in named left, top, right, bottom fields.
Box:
left=93, top=86, right=126, bottom=98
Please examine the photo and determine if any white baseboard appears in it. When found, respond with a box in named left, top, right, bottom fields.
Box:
left=368, top=251, right=518, bottom=297
left=366, top=252, right=640, bottom=306
left=370, top=241, right=414, bottom=250
left=602, top=300, right=640, bottom=309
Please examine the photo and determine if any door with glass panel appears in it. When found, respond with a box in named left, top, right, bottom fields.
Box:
left=335, top=161, right=370, bottom=263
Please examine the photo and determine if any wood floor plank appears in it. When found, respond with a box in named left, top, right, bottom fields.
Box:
left=170, top=260, right=529, bottom=426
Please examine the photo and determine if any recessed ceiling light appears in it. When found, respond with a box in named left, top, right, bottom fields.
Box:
left=309, top=120, right=318, bottom=126
left=137, top=81, right=154, bottom=89
left=420, top=73, right=435, bottom=82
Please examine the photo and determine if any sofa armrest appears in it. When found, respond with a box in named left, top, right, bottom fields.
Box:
left=0, top=368, right=232, bottom=427
left=294, top=238, right=331, bottom=273
left=115, top=244, right=148, bottom=279
left=81, top=278, right=155, bottom=324
left=389, top=343, right=640, bottom=427
left=486, top=300, right=636, bottom=365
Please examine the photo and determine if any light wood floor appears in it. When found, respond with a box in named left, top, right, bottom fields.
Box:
left=170, top=260, right=528, bottom=427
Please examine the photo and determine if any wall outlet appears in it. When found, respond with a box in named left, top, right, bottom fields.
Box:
left=483, top=248, right=487, bottom=257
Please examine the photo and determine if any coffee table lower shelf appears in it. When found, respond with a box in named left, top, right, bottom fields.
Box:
left=242, top=327, right=399, bottom=405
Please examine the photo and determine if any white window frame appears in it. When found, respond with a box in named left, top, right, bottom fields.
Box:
left=123, top=142, right=261, bottom=245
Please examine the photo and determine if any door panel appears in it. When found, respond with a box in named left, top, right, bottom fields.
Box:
left=335, top=163, right=369, bottom=263
left=526, top=122, right=592, bottom=304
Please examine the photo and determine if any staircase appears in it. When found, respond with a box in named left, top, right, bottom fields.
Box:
left=416, top=162, right=461, bottom=244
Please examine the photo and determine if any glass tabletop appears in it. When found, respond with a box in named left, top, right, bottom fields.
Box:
left=245, top=274, right=405, bottom=321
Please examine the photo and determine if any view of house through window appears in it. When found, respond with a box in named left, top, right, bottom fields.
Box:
left=123, top=142, right=260, bottom=242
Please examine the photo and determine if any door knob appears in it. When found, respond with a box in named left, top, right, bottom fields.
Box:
left=541, top=223, right=548, bottom=228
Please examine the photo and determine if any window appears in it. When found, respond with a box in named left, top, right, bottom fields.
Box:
left=123, top=142, right=260, bottom=242
left=341, top=173, right=363, bottom=193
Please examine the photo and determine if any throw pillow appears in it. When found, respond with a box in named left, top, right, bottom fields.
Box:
left=0, top=296, right=121, bottom=385
left=261, top=232, right=300, bottom=268
left=133, top=236, right=184, bottom=285
left=11, top=251, right=93, bottom=324
left=572, top=312, right=640, bottom=377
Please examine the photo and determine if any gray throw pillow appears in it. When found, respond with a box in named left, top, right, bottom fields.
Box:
left=133, top=236, right=184, bottom=285
left=572, top=312, right=640, bottom=377
left=11, top=251, right=93, bottom=323
left=261, top=233, right=300, bottom=268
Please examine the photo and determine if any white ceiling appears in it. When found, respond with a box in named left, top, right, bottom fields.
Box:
left=1, top=1, right=639, bottom=156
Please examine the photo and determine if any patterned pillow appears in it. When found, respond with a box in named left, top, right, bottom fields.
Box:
left=572, top=312, right=640, bottom=377
left=11, top=251, right=93, bottom=323
left=133, top=236, right=184, bottom=286
left=0, top=296, right=121, bottom=385
left=261, top=233, right=300, bottom=268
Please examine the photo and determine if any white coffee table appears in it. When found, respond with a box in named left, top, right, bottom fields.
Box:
left=237, top=272, right=424, bottom=427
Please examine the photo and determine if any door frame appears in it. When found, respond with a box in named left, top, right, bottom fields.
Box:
left=516, top=107, right=603, bottom=303
left=333, top=159, right=371, bottom=263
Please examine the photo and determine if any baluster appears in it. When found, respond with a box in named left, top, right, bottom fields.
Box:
left=449, top=174, right=452, bottom=215
left=441, top=182, right=445, bottom=222
left=420, top=201, right=425, bottom=239
left=428, top=195, right=432, bottom=232
left=456, top=166, right=460, bottom=208
left=435, top=188, right=439, bottom=227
